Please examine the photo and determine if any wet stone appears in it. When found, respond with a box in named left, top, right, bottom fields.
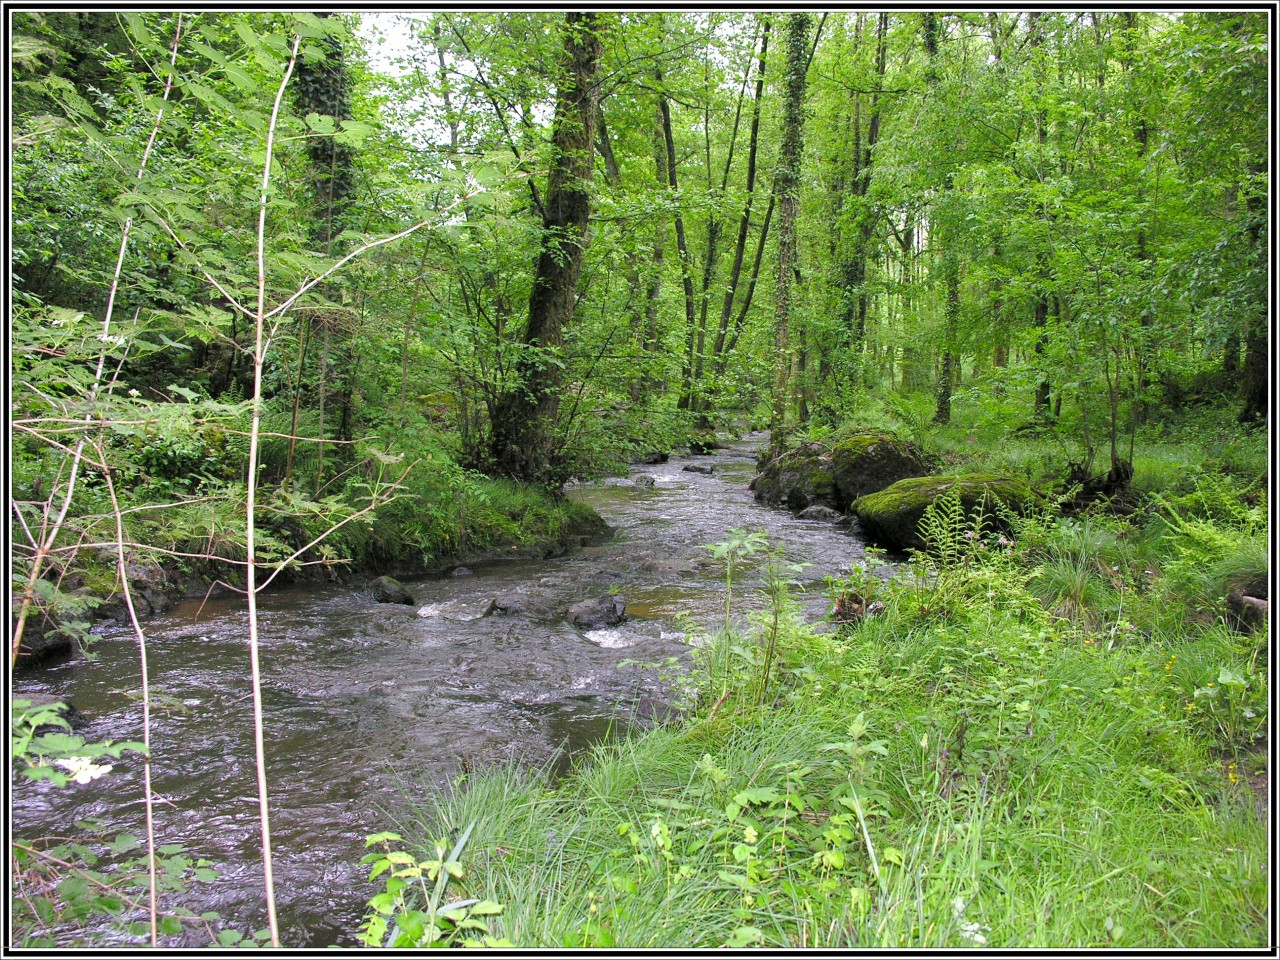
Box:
left=417, top=598, right=497, bottom=621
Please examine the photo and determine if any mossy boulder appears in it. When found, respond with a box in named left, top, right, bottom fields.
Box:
left=829, top=433, right=930, bottom=505
left=853, top=474, right=1039, bottom=552
left=752, top=432, right=928, bottom=513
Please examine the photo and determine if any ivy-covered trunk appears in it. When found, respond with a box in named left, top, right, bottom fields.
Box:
left=489, top=12, right=603, bottom=483
left=769, top=12, right=812, bottom=456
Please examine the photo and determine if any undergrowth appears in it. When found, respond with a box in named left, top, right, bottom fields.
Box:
left=370, top=491, right=1268, bottom=949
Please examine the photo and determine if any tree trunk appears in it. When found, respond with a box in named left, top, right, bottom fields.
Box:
left=713, top=17, right=770, bottom=373
left=596, top=103, right=648, bottom=401
left=933, top=259, right=959, bottom=425
left=639, top=103, right=667, bottom=400
left=488, top=13, right=603, bottom=483
left=293, top=17, right=355, bottom=493
left=769, top=13, right=812, bottom=456
left=841, top=13, right=888, bottom=369
left=656, top=60, right=700, bottom=414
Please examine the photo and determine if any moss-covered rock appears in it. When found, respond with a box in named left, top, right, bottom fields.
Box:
left=853, top=474, right=1038, bottom=552
left=752, top=432, right=928, bottom=513
left=829, top=433, right=930, bottom=505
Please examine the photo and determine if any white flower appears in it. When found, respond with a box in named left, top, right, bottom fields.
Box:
left=952, top=896, right=989, bottom=946
left=55, top=756, right=113, bottom=784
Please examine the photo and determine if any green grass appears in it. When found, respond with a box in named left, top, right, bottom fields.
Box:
left=370, top=500, right=1269, bottom=949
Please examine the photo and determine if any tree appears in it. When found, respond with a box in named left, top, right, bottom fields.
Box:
left=488, top=13, right=604, bottom=483
left=768, top=12, right=812, bottom=455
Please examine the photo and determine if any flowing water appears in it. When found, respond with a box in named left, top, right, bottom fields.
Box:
left=11, top=432, right=873, bottom=946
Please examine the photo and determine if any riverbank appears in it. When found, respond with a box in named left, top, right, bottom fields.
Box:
left=369, top=409, right=1269, bottom=949
left=380, top=490, right=1269, bottom=949
left=14, top=478, right=612, bottom=670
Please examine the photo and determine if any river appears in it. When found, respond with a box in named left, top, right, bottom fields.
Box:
left=11, top=432, right=873, bottom=946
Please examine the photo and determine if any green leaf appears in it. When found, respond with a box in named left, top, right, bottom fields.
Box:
left=223, top=63, right=258, bottom=93
left=725, top=926, right=764, bottom=948
left=733, top=786, right=781, bottom=806
left=305, top=112, right=337, bottom=135
left=1218, top=666, right=1247, bottom=687
left=335, top=120, right=375, bottom=147
left=650, top=797, right=695, bottom=812
left=159, top=914, right=183, bottom=936
left=218, top=929, right=244, bottom=946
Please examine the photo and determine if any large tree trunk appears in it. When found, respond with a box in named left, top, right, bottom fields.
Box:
left=291, top=19, right=355, bottom=492
left=1028, top=12, right=1054, bottom=421
left=488, top=13, right=603, bottom=483
left=769, top=13, right=812, bottom=456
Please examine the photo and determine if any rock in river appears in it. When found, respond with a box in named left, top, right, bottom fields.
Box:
left=853, top=474, right=1039, bottom=552
left=568, top=594, right=627, bottom=629
left=752, top=431, right=929, bottom=513
left=797, top=504, right=845, bottom=523
left=369, top=575, right=415, bottom=605
left=418, top=598, right=497, bottom=621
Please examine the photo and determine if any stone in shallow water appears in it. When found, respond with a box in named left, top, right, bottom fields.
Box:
left=584, top=628, right=634, bottom=648
left=797, top=504, right=844, bottom=522
left=417, top=598, right=497, bottom=621
left=567, top=594, right=626, bottom=628
left=369, top=575, right=414, bottom=605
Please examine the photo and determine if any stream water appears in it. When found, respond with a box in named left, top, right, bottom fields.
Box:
left=11, top=432, right=872, bottom=946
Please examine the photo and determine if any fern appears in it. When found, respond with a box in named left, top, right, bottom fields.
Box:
left=918, top=490, right=984, bottom=567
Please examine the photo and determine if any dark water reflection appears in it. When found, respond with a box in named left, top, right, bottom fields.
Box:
left=11, top=433, right=870, bottom=946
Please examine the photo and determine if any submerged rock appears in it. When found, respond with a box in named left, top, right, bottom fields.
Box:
left=683, top=464, right=715, bottom=475
left=797, top=504, right=845, bottom=523
left=687, top=433, right=722, bottom=454
left=418, top=598, right=497, bottom=621
left=853, top=474, right=1039, bottom=552
left=753, top=431, right=929, bottom=514
left=568, top=593, right=626, bottom=629
left=369, top=575, right=415, bottom=605
left=17, top=693, right=90, bottom=733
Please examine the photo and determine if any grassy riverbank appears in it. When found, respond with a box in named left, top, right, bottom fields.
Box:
left=365, top=413, right=1269, bottom=950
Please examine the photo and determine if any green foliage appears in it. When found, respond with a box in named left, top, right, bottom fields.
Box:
left=358, top=828, right=512, bottom=948
left=11, top=700, right=147, bottom=788
left=11, top=821, right=239, bottom=948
